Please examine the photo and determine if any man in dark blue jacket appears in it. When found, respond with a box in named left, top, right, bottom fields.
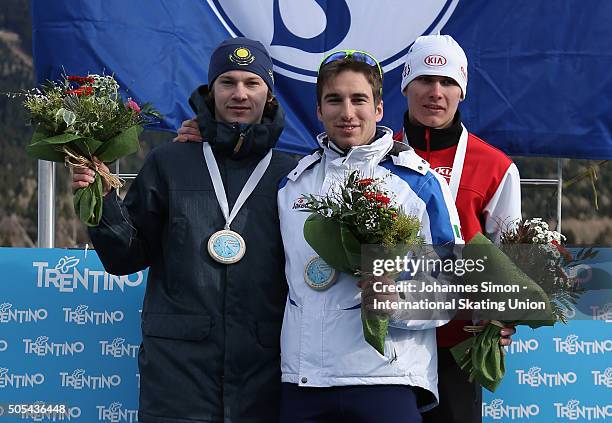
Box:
left=73, top=38, right=297, bottom=423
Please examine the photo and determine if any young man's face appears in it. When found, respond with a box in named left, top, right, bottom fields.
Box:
left=405, top=75, right=462, bottom=129
left=213, top=70, right=270, bottom=124
left=317, top=70, right=383, bottom=149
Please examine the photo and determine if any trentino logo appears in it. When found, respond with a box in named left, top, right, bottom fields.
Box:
left=207, top=0, right=459, bottom=81
left=99, top=338, right=140, bottom=358
left=591, top=302, right=611, bottom=322
left=554, top=334, right=612, bottom=355
left=63, top=305, right=124, bottom=325
left=0, top=302, right=48, bottom=323
left=554, top=400, right=612, bottom=420
left=591, top=367, right=612, bottom=387
left=33, top=256, right=144, bottom=293
left=516, top=366, right=577, bottom=387
left=60, top=369, right=121, bottom=390
left=482, top=399, right=539, bottom=420
left=96, top=402, right=138, bottom=422
left=23, top=336, right=85, bottom=357
left=503, top=338, right=539, bottom=354
left=0, top=367, right=45, bottom=388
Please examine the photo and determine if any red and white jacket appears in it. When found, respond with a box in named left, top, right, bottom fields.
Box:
left=395, top=111, right=522, bottom=346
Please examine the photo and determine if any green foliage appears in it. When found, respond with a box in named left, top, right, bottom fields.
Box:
left=17, top=74, right=159, bottom=142
left=302, top=170, right=421, bottom=247
left=501, top=219, right=596, bottom=323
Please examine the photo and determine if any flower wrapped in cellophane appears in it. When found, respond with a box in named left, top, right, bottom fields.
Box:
left=301, top=170, right=423, bottom=354
left=19, top=74, right=159, bottom=226
left=451, top=218, right=596, bottom=392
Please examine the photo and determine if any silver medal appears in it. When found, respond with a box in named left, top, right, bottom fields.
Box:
left=207, top=229, right=246, bottom=264
left=203, top=143, right=272, bottom=265
left=304, top=256, right=337, bottom=290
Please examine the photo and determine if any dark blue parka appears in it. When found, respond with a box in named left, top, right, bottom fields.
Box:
left=89, top=86, right=298, bottom=423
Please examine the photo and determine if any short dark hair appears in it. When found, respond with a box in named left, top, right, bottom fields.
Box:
left=316, top=59, right=382, bottom=106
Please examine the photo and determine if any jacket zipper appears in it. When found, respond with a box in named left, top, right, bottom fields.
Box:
left=233, top=132, right=245, bottom=154
left=425, top=127, right=431, bottom=163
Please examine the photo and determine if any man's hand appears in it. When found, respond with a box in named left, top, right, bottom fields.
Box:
left=498, top=324, right=516, bottom=347
left=173, top=117, right=203, bottom=143
left=358, top=276, right=399, bottom=316
left=72, top=157, right=111, bottom=196
left=477, top=320, right=516, bottom=346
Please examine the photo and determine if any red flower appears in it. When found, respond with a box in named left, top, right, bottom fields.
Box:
left=67, top=75, right=94, bottom=84
left=375, top=193, right=390, bottom=205
left=65, top=86, right=94, bottom=96
left=125, top=99, right=141, bottom=113
left=552, top=239, right=573, bottom=262
left=358, top=178, right=374, bottom=186
left=364, top=191, right=376, bottom=201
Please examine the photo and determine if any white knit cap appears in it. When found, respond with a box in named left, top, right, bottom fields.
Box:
left=400, top=34, right=468, bottom=99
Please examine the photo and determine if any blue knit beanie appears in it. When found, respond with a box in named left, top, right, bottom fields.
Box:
left=208, top=37, right=274, bottom=90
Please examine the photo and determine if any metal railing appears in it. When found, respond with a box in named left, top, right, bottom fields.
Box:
left=36, top=158, right=565, bottom=247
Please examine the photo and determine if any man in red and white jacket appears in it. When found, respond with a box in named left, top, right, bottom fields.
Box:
left=395, top=34, right=521, bottom=423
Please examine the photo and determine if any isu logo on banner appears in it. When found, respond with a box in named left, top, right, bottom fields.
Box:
left=206, top=0, right=459, bottom=81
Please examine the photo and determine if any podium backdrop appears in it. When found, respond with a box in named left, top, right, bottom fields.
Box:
left=0, top=247, right=610, bottom=421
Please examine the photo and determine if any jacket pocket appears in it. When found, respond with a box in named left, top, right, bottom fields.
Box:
left=256, top=321, right=282, bottom=348
left=142, top=313, right=212, bottom=341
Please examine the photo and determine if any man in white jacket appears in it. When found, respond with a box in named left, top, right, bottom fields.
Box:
left=277, top=51, right=463, bottom=423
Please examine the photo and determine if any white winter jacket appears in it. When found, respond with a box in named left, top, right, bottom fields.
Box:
left=277, top=128, right=463, bottom=411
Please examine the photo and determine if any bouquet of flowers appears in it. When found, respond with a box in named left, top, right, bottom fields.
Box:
left=451, top=218, right=596, bottom=392
left=302, top=170, right=423, bottom=354
left=19, top=74, right=159, bottom=226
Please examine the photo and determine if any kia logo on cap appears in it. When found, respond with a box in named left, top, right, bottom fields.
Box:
left=424, top=55, right=447, bottom=66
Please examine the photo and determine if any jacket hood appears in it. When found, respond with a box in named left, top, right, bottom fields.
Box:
left=189, top=84, right=284, bottom=159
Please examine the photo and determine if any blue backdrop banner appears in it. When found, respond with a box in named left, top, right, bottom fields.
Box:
left=0, top=247, right=145, bottom=422
left=0, top=247, right=610, bottom=421
left=31, top=0, right=612, bottom=160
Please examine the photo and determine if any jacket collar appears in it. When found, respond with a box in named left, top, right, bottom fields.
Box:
left=189, top=85, right=284, bottom=160
left=316, top=126, right=394, bottom=167
left=403, top=110, right=463, bottom=151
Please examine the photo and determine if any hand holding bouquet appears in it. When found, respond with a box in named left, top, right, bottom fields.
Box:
left=19, top=74, right=159, bottom=226
left=451, top=219, right=595, bottom=392
left=302, top=170, right=423, bottom=354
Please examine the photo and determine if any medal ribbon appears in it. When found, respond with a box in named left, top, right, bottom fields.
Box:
left=406, top=124, right=468, bottom=199
left=203, top=143, right=272, bottom=230
left=447, top=125, right=468, bottom=201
